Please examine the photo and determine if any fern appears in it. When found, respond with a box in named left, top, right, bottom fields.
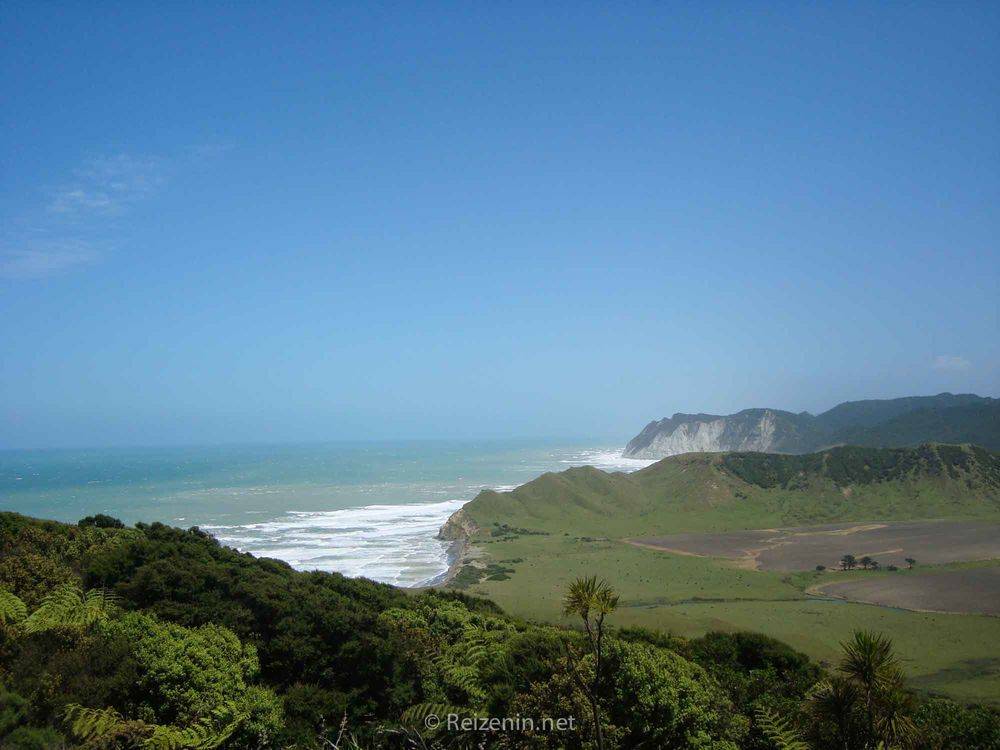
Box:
left=755, top=706, right=809, bottom=750
left=402, top=701, right=476, bottom=726
left=64, top=703, right=243, bottom=749
left=0, top=588, right=27, bottom=626
left=23, top=583, right=119, bottom=634
left=432, top=632, right=496, bottom=701
left=64, top=704, right=137, bottom=742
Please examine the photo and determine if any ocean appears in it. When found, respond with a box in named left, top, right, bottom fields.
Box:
left=0, top=440, right=652, bottom=586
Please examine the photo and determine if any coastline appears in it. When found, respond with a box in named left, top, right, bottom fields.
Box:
left=421, top=506, right=482, bottom=587
left=421, top=537, right=471, bottom=587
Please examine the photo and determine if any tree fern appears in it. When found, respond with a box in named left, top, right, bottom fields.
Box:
left=755, top=706, right=809, bottom=750
left=0, top=588, right=27, bottom=626
left=433, top=631, right=498, bottom=701
left=64, top=704, right=137, bottom=743
left=23, top=583, right=119, bottom=634
left=65, top=703, right=243, bottom=750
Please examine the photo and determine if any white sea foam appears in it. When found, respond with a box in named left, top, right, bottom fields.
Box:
left=200, top=446, right=651, bottom=587
left=557, top=449, right=656, bottom=472
left=203, top=498, right=466, bottom=587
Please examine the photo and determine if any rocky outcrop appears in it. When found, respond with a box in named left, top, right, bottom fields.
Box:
left=622, top=393, right=999, bottom=460
left=623, top=408, right=818, bottom=459
left=438, top=507, right=479, bottom=542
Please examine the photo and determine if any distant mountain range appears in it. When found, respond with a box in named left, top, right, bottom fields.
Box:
left=622, top=393, right=999, bottom=458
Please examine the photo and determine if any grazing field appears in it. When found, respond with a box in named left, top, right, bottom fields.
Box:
left=817, top=566, right=1000, bottom=616
left=448, top=446, right=1000, bottom=702
left=627, top=519, right=1000, bottom=572
left=458, top=534, right=1000, bottom=702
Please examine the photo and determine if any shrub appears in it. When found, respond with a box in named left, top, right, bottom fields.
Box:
left=78, top=514, right=125, bottom=529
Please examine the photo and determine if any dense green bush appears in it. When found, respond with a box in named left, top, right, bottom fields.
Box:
left=720, top=443, right=1000, bottom=490
left=2, top=511, right=999, bottom=749
left=603, top=639, right=745, bottom=749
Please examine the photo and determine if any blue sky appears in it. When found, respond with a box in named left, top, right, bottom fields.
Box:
left=1, top=2, right=997, bottom=448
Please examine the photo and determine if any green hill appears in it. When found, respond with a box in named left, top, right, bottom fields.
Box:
left=815, top=392, right=995, bottom=434
left=829, top=401, right=1000, bottom=451
left=451, top=444, right=1000, bottom=538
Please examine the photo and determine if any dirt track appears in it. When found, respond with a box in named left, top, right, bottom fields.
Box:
left=626, top=520, right=1000, bottom=572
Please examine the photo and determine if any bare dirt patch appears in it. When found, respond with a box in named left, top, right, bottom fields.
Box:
left=816, top=567, right=1000, bottom=616
left=626, top=520, right=1000, bottom=572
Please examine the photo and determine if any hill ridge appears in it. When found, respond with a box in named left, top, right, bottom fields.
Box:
left=623, top=393, right=999, bottom=458
left=445, top=443, right=1000, bottom=540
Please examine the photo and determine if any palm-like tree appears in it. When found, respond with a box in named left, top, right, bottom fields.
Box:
left=860, top=556, right=873, bottom=570
left=905, top=557, right=916, bottom=570
left=808, top=676, right=860, bottom=750
left=839, top=631, right=915, bottom=749
left=841, top=554, right=857, bottom=571
left=562, top=576, right=619, bottom=750
left=805, top=632, right=916, bottom=749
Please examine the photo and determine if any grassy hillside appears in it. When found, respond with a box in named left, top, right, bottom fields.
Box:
left=456, top=444, right=1000, bottom=538
left=447, top=444, right=1000, bottom=704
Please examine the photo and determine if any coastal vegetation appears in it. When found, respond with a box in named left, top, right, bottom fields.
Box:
left=2, top=511, right=998, bottom=748
left=444, top=444, right=1000, bottom=703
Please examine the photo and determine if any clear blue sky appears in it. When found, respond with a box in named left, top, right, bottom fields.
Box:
left=1, top=2, right=997, bottom=448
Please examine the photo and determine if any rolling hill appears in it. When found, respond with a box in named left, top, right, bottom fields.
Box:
left=444, top=443, right=1000, bottom=540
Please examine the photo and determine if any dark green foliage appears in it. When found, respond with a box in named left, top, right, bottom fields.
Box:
left=1, top=726, right=66, bottom=750
left=615, top=625, right=691, bottom=657
left=602, top=639, right=746, bottom=748
left=78, top=514, right=125, bottom=529
left=277, top=684, right=348, bottom=748
left=816, top=393, right=994, bottom=434
left=81, top=521, right=411, bottom=711
left=833, top=401, right=1000, bottom=452
left=1, top=512, right=997, bottom=748
left=0, top=513, right=128, bottom=608
left=490, top=522, right=550, bottom=538
left=913, top=697, right=1000, bottom=749
left=690, top=632, right=821, bottom=750
left=720, top=443, right=1000, bottom=490
left=448, top=563, right=516, bottom=589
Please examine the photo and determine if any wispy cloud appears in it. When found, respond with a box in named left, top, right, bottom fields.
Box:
left=4, top=146, right=227, bottom=280
left=2, top=151, right=174, bottom=280
left=0, top=241, right=99, bottom=280
left=47, top=154, right=167, bottom=216
left=932, top=355, right=972, bottom=372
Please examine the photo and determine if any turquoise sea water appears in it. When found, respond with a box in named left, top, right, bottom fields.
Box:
left=0, top=441, right=652, bottom=586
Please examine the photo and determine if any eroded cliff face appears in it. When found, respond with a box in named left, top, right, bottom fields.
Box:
left=438, top=507, right=479, bottom=541
left=623, top=408, right=814, bottom=459
left=623, top=393, right=999, bottom=460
